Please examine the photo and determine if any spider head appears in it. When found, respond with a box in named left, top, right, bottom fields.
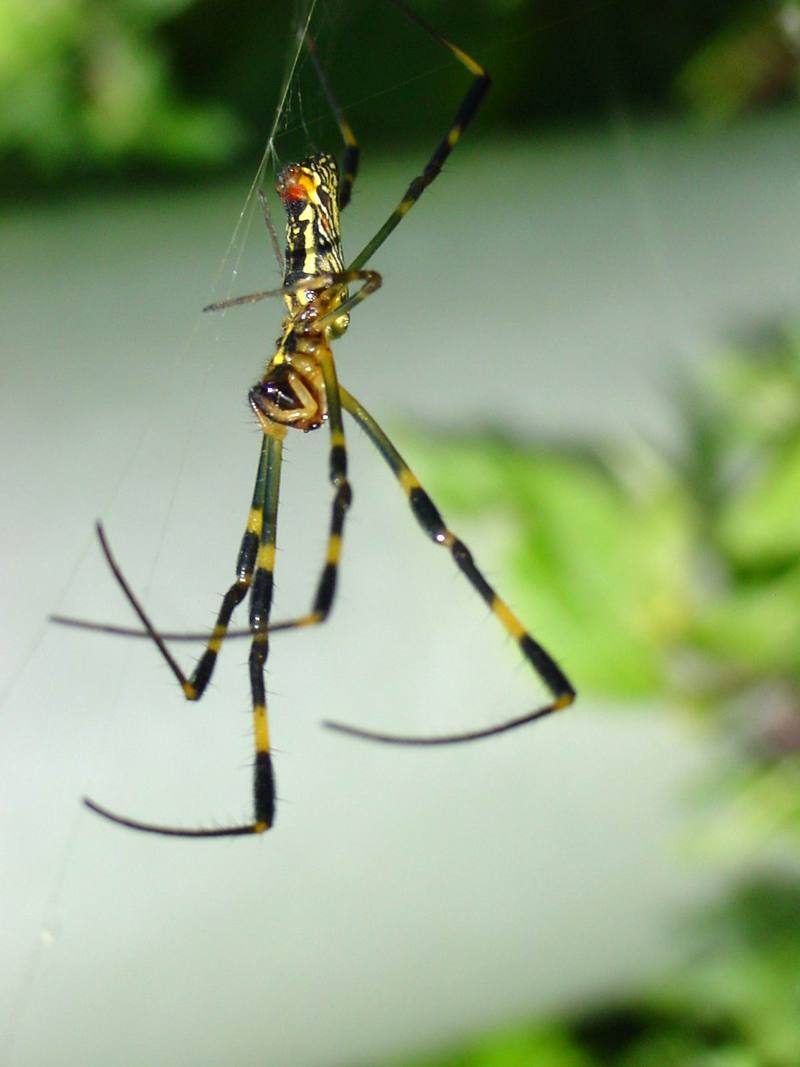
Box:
left=277, top=153, right=347, bottom=303
left=277, top=153, right=340, bottom=220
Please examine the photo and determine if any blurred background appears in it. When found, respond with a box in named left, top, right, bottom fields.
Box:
left=1, top=1, right=799, bottom=1065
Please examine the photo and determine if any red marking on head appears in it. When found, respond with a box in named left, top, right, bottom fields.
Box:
left=277, top=165, right=313, bottom=205
left=282, top=183, right=308, bottom=203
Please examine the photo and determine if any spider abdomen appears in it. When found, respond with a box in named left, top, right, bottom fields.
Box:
left=250, top=353, right=328, bottom=435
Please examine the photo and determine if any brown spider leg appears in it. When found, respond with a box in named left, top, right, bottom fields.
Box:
left=256, top=188, right=284, bottom=273
left=319, top=387, right=575, bottom=745
left=314, top=270, right=381, bottom=327
left=202, top=269, right=379, bottom=317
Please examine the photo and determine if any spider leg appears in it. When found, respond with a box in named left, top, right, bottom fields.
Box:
left=202, top=270, right=379, bottom=318
left=245, top=433, right=283, bottom=834
left=82, top=799, right=257, bottom=838
left=348, top=0, right=489, bottom=271
left=314, top=270, right=381, bottom=328
left=83, top=434, right=283, bottom=837
left=303, top=345, right=353, bottom=626
left=303, top=31, right=359, bottom=211
left=70, top=438, right=271, bottom=702
left=321, top=387, right=575, bottom=745
left=50, top=271, right=380, bottom=649
left=250, top=343, right=353, bottom=638
left=256, top=188, right=284, bottom=274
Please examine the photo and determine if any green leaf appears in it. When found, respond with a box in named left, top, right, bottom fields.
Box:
left=718, top=435, right=800, bottom=565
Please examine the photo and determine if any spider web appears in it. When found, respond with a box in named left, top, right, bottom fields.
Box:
left=209, top=0, right=321, bottom=292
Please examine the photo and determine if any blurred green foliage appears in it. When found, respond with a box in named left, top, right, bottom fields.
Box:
left=0, top=0, right=244, bottom=178
left=397, top=877, right=800, bottom=1067
left=414, top=328, right=800, bottom=839
left=676, top=3, right=800, bottom=121
left=1, top=0, right=796, bottom=187
left=410, top=329, right=800, bottom=699
left=391, top=330, right=800, bottom=1066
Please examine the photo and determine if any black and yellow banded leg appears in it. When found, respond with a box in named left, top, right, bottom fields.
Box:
left=322, top=386, right=576, bottom=745
left=65, top=363, right=355, bottom=649
left=84, top=435, right=283, bottom=838
left=303, top=30, right=360, bottom=212
left=348, top=0, right=490, bottom=271
left=51, top=362, right=358, bottom=646
left=79, top=436, right=280, bottom=838
left=334, top=117, right=359, bottom=213
left=182, top=435, right=277, bottom=702
left=266, top=345, right=352, bottom=638
left=247, top=433, right=283, bottom=833
left=82, top=436, right=272, bottom=707
left=312, top=346, right=352, bottom=623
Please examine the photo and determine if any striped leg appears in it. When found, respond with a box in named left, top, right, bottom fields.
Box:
left=260, top=345, right=352, bottom=637
left=49, top=273, right=379, bottom=650
left=247, top=433, right=283, bottom=834
left=303, top=31, right=360, bottom=211
left=76, top=437, right=272, bottom=707
left=83, top=434, right=283, bottom=838
left=322, top=387, right=576, bottom=745
left=348, top=0, right=490, bottom=271
left=63, top=353, right=357, bottom=648
left=311, top=347, right=352, bottom=624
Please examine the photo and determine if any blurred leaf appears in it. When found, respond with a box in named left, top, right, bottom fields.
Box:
left=718, top=435, right=800, bottom=565
left=413, top=324, right=800, bottom=853
left=403, top=1024, right=596, bottom=1067
left=414, top=433, right=696, bottom=699
left=657, top=879, right=800, bottom=1066
left=386, top=311, right=800, bottom=1067
left=0, top=0, right=242, bottom=176
left=417, top=329, right=800, bottom=701
left=708, top=331, right=800, bottom=445
left=688, top=563, right=800, bottom=683
left=619, top=1032, right=751, bottom=1067
left=1, top=0, right=790, bottom=184
left=695, top=756, right=800, bottom=850
left=506, top=452, right=684, bottom=698
left=676, top=7, right=799, bottom=120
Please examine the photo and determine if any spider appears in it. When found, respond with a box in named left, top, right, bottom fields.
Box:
left=54, top=0, right=576, bottom=837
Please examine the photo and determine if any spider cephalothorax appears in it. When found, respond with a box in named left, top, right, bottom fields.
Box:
left=277, top=153, right=345, bottom=289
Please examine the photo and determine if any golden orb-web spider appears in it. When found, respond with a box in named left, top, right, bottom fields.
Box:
left=54, top=0, right=576, bottom=838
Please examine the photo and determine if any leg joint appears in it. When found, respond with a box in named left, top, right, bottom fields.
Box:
left=409, top=486, right=446, bottom=540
